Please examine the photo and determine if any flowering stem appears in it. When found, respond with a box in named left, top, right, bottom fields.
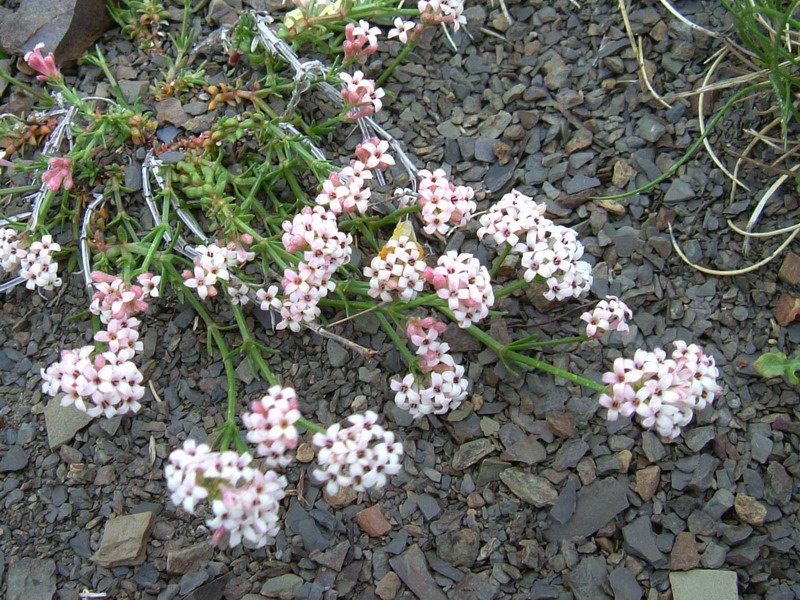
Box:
left=376, top=311, right=416, bottom=365
left=435, top=306, right=607, bottom=394
left=495, top=278, right=529, bottom=299
left=230, top=302, right=278, bottom=387
left=371, top=204, right=420, bottom=228
left=296, top=416, right=326, bottom=434
left=515, top=335, right=588, bottom=349
left=375, top=41, right=416, bottom=88
left=489, top=244, right=513, bottom=278
left=0, top=184, right=40, bottom=195
left=0, top=70, right=53, bottom=105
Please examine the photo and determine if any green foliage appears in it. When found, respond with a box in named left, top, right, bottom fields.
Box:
left=754, top=351, right=800, bottom=384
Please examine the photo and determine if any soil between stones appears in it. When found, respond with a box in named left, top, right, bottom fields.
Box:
left=0, top=1, right=799, bottom=600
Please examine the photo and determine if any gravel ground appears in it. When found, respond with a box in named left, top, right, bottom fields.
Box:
left=1, top=1, right=800, bottom=599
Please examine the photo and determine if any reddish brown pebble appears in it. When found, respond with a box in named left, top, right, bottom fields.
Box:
left=355, top=504, right=392, bottom=537
left=375, top=572, right=402, bottom=600
left=774, top=293, right=800, bottom=326
left=779, top=251, right=800, bottom=285
left=635, top=465, right=661, bottom=501
left=546, top=411, right=576, bottom=438
left=670, top=532, right=700, bottom=570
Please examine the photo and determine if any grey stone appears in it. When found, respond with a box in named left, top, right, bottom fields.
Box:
left=704, top=489, right=735, bottom=520
left=484, top=160, right=517, bottom=193
left=500, top=468, right=557, bottom=507
left=664, top=179, right=695, bottom=202
left=91, top=511, right=155, bottom=567
left=684, top=426, right=715, bottom=452
left=183, top=101, right=208, bottom=116
left=6, top=558, right=56, bottom=600
left=124, top=163, right=143, bottom=192
left=436, top=120, right=461, bottom=139
left=260, top=574, right=303, bottom=598
left=0, top=446, right=28, bottom=472
left=452, top=573, right=497, bottom=599
left=549, top=477, right=577, bottom=524
left=641, top=431, right=666, bottom=462
left=613, top=226, right=643, bottom=258
left=436, top=529, right=480, bottom=567
left=609, top=567, right=643, bottom=600
left=474, top=137, right=496, bottom=162
left=389, top=545, right=447, bottom=600
left=478, top=111, right=512, bottom=139
left=501, top=435, right=546, bottom=465
left=310, top=541, right=349, bottom=572
left=669, top=570, right=738, bottom=600
left=552, top=439, right=590, bottom=471
left=701, top=543, right=727, bottom=569
left=545, top=477, right=630, bottom=542
left=623, top=516, right=666, bottom=566
left=326, top=340, right=349, bottom=367
left=636, top=115, right=667, bottom=143
left=179, top=569, right=210, bottom=595
left=765, top=462, right=793, bottom=505
left=118, top=80, right=149, bottom=104
left=565, top=175, right=601, bottom=195
left=417, top=494, right=441, bottom=520
left=566, top=556, right=610, bottom=600
left=45, top=395, right=94, bottom=449
left=750, top=433, right=773, bottom=464
left=452, top=438, right=495, bottom=470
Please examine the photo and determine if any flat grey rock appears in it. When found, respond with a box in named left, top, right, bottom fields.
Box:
left=549, top=477, right=578, bottom=524
left=669, top=570, right=738, bottom=600
left=389, top=544, right=448, bottom=600
left=623, top=516, right=666, bottom=566
left=566, top=556, right=611, bottom=600
left=45, top=395, right=94, bottom=450
left=452, top=438, right=495, bottom=470
left=609, top=566, right=643, bottom=600
left=500, top=468, right=557, bottom=507
left=7, top=558, right=56, bottom=600
left=0, top=446, right=28, bottom=472
left=545, top=477, right=630, bottom=542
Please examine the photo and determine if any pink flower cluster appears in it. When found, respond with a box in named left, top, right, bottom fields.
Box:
left=364, top=234, right=426, bottom=302
left=165, top=440, right=288, bottom=548
left=43, top=157, right=73, bottom=192
left=278, top=206, right=352, bottom=331
left=312, top=411, right=404, bottom=494
left=580, top=296, right=632, bottom=338
left=416, top=169, right=476, bottom=236
left=478, top=189, right=593, bottom=302
left=183, top=242, right=249, bottom=300
left=418, top=0, right=467, bottom=31
left=242, top=386, right=301, bottom=468
left=426, top=251, right=494, bottom=328
left=0, top=230, right=62, bottom=291
left=390, top=317, right=469, bottom=417
left=343, top=20, right=380, bottom=62
left=340, top=71, right=384, bottom=121
left=40, top=271, right=159, bottom=418
left=24, top=43, right=60, bottom=81
left=599, top=341, right=722, bottom=440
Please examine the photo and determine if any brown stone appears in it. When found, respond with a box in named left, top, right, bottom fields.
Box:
left=91, top=512, right=154, bottom=567
left=616, top=449, right=632, bottom=473
left=492, top=141, right=513, bottom=165
left=166, top=541, right=214, bottom=575
left=597, top=198, right=626, bottom=216
left=635, top=465, right=661, bottom=501
left=612, top=159, right=637, bottom=188
left=546, top=411, right=576, bottom=438
left=670, top=532, right=700, bottom=570
left=355, top=504, right=392, bottom=537
left=466, top=491, right=486, bottom=508
left=375, top=572, right=402, bottom=600
left=565, top=128, right=593, bottom=154
left=773, top=292, right=800, bottom=326
left=734, top=493, right=766, bottom=526
left=155, top=97, right=189, bottom=127
left=296, top=442, right=315, bottom=463
left=779, top=251, right=800, bottom=285
left=324, top=485, right=357, bottom=509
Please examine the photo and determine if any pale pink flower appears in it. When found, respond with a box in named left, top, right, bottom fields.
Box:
left=42, top=157, right=73, bottom=191
left=344, top=20, right=380, bottom=61
left=340, top=71, right=385, bottom=120
left=242, top=386, right=301, bottom=468
left=580, top=296, right=633, bottom=338
left=388, top=17, right=421, bottom=44
left=24, top=43, right=60, bottom=81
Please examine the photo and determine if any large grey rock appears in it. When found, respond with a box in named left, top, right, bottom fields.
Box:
left=669, top=570, right=738, bottom=600
left=545, top=477, right=630, bottom=542
left=7, top=558, right=56, bottom=600
left=45, top=395, right=94, bottom=450
left=0, top=0, right=112, bottom=62
left=500, top=469, right=557, bottom=507
left=566, top=556, right=611, bottom=600
left=609, top=567, right=643, bottom=600
left=0, top=446, right=29, bottom=472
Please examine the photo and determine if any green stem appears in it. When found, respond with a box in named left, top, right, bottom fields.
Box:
left=495, top=278, right=529, bottom=299
left=0, top=71, right=53, bottom=105
left=489, top=244, right=513, bottom=278
left=377, top=311, right=416, bottom=366
left=375, top=41, right=416, bottom=88
left=296, top=416, right=326, bottom=434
